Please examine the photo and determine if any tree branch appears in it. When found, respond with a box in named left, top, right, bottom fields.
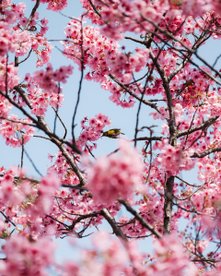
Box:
left=119, top=200, right=161, bottom=239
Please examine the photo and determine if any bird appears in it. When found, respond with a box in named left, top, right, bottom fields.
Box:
left=101, top=128, right=125, bottom=139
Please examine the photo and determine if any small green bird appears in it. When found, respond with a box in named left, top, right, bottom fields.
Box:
left=101, top=128, right=125, bottom=139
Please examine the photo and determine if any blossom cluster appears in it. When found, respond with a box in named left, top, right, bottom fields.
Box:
left=0, top=235, right=55, bottom=276
left=26, top=173, right=60, bottom=218
left=77, top=113, right=110, bottom=152
left=0, top=0, right=52, bottom=66
left=20, top=64, right=73, bottom=116
left=0, top=59, right=19, bottom=91
left=62, top=231, right=147, bottom=275
left=62, top=232, right=200, bottom=276
left=87, top=140, right=144, bottom=204
left=64, top=19, right=149, bottom=107
left=33, top=64, right=73, bottom=93
left=148, top=234, right=198, bottom=275
left=40, top=0, right=68, bottom=11
left=80, top=0, right=221, bottom=41
left=0, top=169, right=60, bottom=239
left=81, top=0, right=169, bottom=40
left=0, top=116, right=34, bottom=147
left=155, top=142, right=195, bottom=176
left=0, top=2, right=31, bottom=57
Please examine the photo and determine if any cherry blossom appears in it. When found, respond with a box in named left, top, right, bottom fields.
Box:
left=87, top=139, right=144, bottom=204
left=0, top=235, right=55, bottom=276
left=0, top=116, right=34, bottom=147
left=40, top=0, right=68, bottom=11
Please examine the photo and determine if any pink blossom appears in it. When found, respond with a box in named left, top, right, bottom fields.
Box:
left=87, top=139, right=144, bottom=204
left=0, top=116, right=34, bottom=147
left=0, top=59, right=19, bottom=91
left=33, top=63, right=73, bottom=93
left=64, top=19, right=149, bottom=107
left=77, top=113, right=111, bottom=152
left=0, top=95, right=12, bottom=117
left=81, top=0, right=169, bottom=40
left=156, top=142, right=195, bottom=176
left=0, top=235, right=55, bottom=276
left=0, top=169, right=25, bottom=208
left=181, top=0, right=212, bottom=17
left=40, top=0, right=68, bottom=11
left=148, top=234, right=198, bottom=275
left=32, top=36, right=52, bottom=66
left=62, top=231, right=147, bottom=275
left=26, top=173, right=60, bottom=218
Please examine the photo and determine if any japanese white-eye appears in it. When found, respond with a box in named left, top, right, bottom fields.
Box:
left=101, top=128, right=125, bottom=139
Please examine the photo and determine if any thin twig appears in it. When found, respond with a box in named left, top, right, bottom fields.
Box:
left=72, top=17, right=85, bottom=142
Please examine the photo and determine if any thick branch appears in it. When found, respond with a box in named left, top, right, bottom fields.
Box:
left=119, top=200, right=161, bottom=239
left=192, top=147, right=221, bottom=158
left=149, top=51, right=177, bottom=234
left=101, top=209, right=128, bottom=241
left=177, top=116, right=219, bottom=138
left=149, top=51, right=176, bottom=143
left=163, top=176, right=174, bottom=234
